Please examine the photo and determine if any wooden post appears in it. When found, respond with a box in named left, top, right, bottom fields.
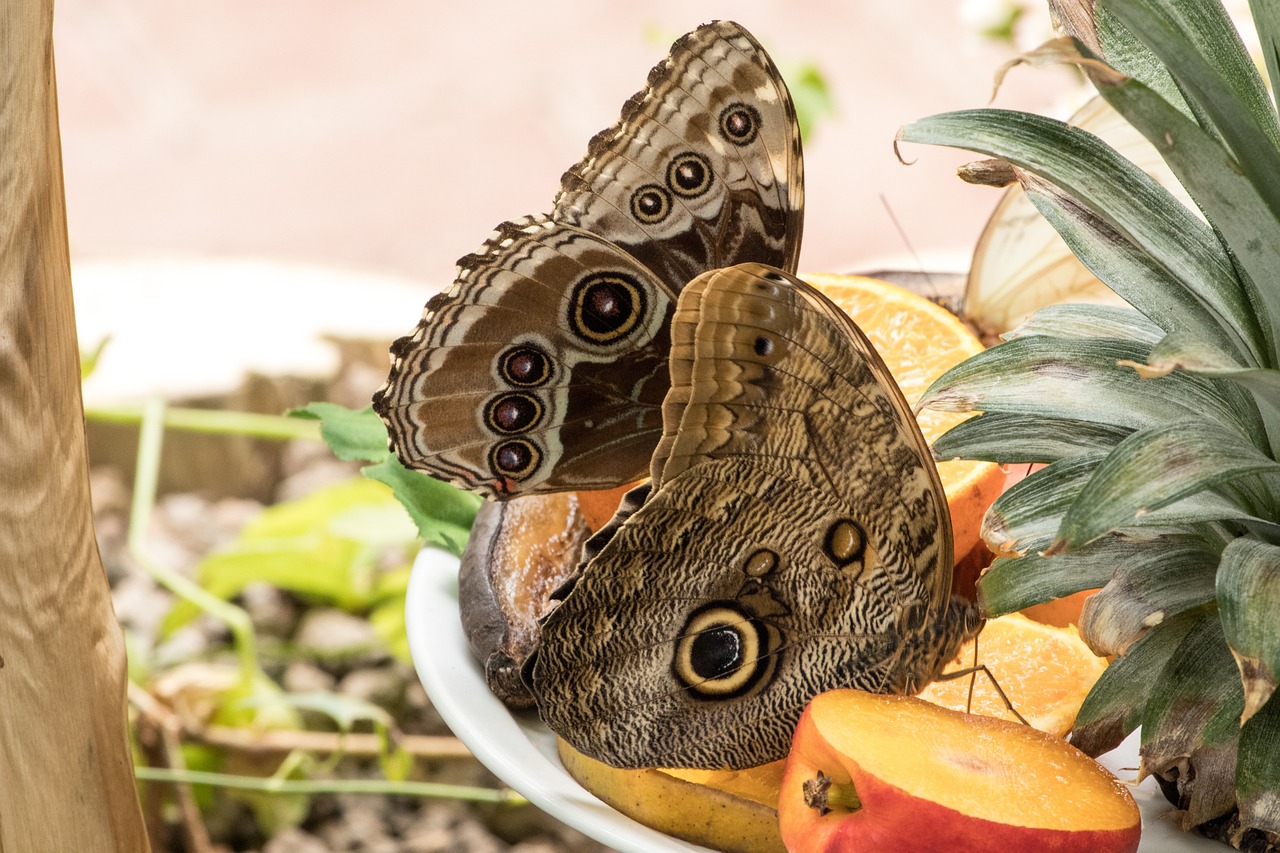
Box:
left=0, top=1, right=151, bottom=850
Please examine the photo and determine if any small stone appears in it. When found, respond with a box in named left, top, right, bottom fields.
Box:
left=295, top=608, right=379, bottom=657
left=338, top=665, right=407, bottom=713
left=111, top=573, right=173, bottom=640
left=241, top=581, right=300, bottom=638
left=283, top=660, right=336, bottom=694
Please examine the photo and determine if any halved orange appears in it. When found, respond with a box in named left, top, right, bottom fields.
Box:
left=917, top=612, right=1109, bottom=736
left=802, top=273, right=1005, bottom=563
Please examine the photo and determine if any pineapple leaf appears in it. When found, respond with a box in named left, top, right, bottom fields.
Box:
left=1053, top=421, right=1280, bottom=552
left=1051, top=0, right=1194, bottom=118
left=1011, top=170, right=1250, bottom=361
left=978, top=531, right=1218, bottom=617
left=1100, top=0, right=1280, bottom=206
left=1217, top=537, right=1280, bottom=723
left=1072, top=607, right=1200, bottom=756
left=921, top=336, right=1263, bottom=439
left=1237, top=691, right=1280, bottom=834
left=1248, top=0, right=1280, bottom=122
left=1141, top=611, right=1245, bottom=827
left=932, top=413, right=1131, bottom=464
left=899, top=110, right=1261, bottom=360
left=1079, top=538, right=1220, bottom=655
left=983, top=454, right=1244, bottom=553
left=1004, top=303, right=1165, bottom=343
left=1078, top=49, right=1280, bottom=364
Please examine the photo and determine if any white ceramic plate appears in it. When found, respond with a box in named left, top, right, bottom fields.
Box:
left=406, top=546, right=1216, bottom=853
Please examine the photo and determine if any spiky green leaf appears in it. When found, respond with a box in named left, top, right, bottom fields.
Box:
left=933, top=413, right=1131, bottom=464
left=921, top=336, right=1263, bottom=439
left=1005, top=302, right=1165, bottom=343
left=1072, top=607, right=1200, bottom=756
left=1053, top=421, right=1280, bottom=551
left=899, top=110, right=1261, bottom=359
left=1248, top=0, right=1280, bottom=117
left=1141, top=611, right=1244, bottom=827
left=1237, top=691, right=1280, bottom=834
left=1218, top=537, right=1280, bottom=723
left=1079, top=537, right=1220, bottom=655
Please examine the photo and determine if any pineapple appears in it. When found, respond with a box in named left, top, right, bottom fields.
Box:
left=898, top=0, right=1280, bottom=846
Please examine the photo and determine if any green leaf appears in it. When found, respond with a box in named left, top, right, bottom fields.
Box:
left=79, top=335, right=111, bottom=381
left=162, top=479, right=416, bottom=634
left=921, top=336, right=1263, bottom=440
left=1053, top=421, right=1280, bottom=551
left=899, top=109, right=1259, bottom=360
left=1248, top=0, right=1280, bottom=119
left=361, top=456, right=480, bottom=555
left=1078, top=535, right=1221, bottom=655
left=1100, top=0, right=1280, bottom=209
left=1005, top=303, right=1165, bottom=343
left=1072, top=607, right=1200, bottom=756
left=978, top=532, right=1217, bottom=620
left=1237, top=690, right=1280, bottom=834
left=1217, top=537, right=1280, bottom=723
left=291, top=402, right=391, bottom=463
left=1010, top=170, right=1251, bottom=362
left=934, top=412, right=1132, bottom=464
left=1141, top=610, right=1244, bottom=827
left=1082, top=58, right=1280, bottom=364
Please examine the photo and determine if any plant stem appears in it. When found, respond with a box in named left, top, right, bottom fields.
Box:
left=127, top=397, right=265, bottom=686
left=132, top=767, right=527, bottom=805
left=89, top=403, right=322, bottom=441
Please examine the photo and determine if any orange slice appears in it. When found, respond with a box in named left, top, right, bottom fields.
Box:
left=917, top=612, right=1109, bottom=736
left=802, top=273, right=1005, bottom=562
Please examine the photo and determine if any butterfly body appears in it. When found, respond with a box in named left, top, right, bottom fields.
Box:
left=373, top=22, right=803, bottom=499
left=527, top=264, right=980, bottom=769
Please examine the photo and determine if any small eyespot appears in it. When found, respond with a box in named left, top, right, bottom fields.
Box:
left=719, top=103, right=761, bottom=146
left=754, top=336, right=773, bottom=357
left=666, top=152, right=714, bottom=199
left=673, top=604, right=776, bottom=698
left=499, top=345, right=552, bottom=388
left=489, top=439, right=541, bottom=480
left=824, top=519, right=866, bottom=567
left=743, top=549, right=779, bottom=578
left=762, top=270, right=789, bottom=283
left=485, top=392, right=543, bottom=435
left=630, top=184, right=672, bottom=224
left=568, top=272, right=646, bottom=344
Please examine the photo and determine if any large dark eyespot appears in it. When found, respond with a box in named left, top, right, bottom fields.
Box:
left=489, top=439, right=541, bottom=480
left=719, top=103, right=761, bottom=146
left=824, top=519, right=866, bottom=568
left=499, top=345, right=552, bottom=388
left=484, top=392, right=543, bottom=435
left=568, top=272, right=646, bottom=344
left=674, top=604, right=777, bottom=698
left=666, top=152, right=714, bottom=199
left=630, top=184, right=672, bottom=225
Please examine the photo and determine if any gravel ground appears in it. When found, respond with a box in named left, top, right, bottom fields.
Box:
left=97, top=444, right=612, bottom=853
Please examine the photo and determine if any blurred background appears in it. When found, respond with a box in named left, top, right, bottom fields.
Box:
left=50, top=3, right=1088, bottom=852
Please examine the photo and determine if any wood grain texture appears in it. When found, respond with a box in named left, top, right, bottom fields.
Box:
left=0, top=2, right=150, bottom=849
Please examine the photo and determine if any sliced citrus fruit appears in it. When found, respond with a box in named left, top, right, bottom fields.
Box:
left=802, top=273, right=1005, bottom=563
left=917, top=612, right=1109, bottom=736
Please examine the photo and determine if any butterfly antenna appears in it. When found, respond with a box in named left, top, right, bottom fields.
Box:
left=879, top=193, right=938, bottom=301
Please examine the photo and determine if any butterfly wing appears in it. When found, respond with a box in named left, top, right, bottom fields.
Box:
left=373, top=21, right=803, bottom=499
left=529, top=265, right=976, bottom=769
left=373, top=216, right=672, bottom=496
left=554, top=21, right=804, bottom=285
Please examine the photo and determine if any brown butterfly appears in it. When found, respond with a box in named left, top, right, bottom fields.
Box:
left=372, top=22, right=803, bottom=499
left=527, top=264, right=980, bottom=769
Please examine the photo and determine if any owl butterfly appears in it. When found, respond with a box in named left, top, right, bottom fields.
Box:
left=527, top=264, right=982, bottom=770
left=372, top=21, right=804, bottom=499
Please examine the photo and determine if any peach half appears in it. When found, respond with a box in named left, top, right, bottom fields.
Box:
left=779, top=690, right=1140, bottom=853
